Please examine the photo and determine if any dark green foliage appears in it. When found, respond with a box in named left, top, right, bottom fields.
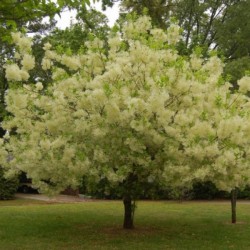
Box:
left=173, top=182, right=250, bottom=201
left=224, top=56, right=250, bottom=85
left=214, top=0, right=250, bottom=60
left=47, top=8, right=110, bottom=54
left=80, top=176, right=166, bottom=200
left=237, top=186, right=250, bottom=199
left=81, top=179, right=250, bottom=200
left=192, top=181, right=226, bottom=200
left=0, top=167, right=18, bottom=200
left=120, top=0, right=173, bottom=29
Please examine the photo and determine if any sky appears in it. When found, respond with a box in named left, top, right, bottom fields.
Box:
left=55, top=1, right=120, bottom=29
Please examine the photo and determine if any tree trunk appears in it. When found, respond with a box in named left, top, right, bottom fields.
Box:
left=231, top=188, right=237, bottom=224
left=123, top=195, right=134, bottom=229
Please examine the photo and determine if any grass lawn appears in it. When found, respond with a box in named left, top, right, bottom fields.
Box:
left=1, top=198, right=250, bottom=250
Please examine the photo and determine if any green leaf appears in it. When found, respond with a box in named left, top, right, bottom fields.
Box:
left=6, top=20, right=17, bottom=29
left=103, top=83, right=112, bottom=97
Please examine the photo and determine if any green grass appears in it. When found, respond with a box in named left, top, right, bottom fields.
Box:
left=1, top=199, right=250, bottom=250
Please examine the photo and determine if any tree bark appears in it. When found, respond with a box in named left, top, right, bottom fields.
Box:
left=123, top=195, right=134, bottom=229
left=231, top=188, right=237, bottom=224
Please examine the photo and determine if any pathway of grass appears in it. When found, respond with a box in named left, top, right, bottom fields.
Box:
left=0, top=199, right=250, bottom=249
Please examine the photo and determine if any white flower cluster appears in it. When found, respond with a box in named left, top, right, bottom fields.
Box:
left=12, top=32, right=33, bottom=54
left=5, top=32, right=35, bottom=82
left=166, top=24, right=181, bottom=45
left=61, top=55, right=81, bottom=71
left=123, top=16, right=152, bottom=39
left=238, top=76, right=250, bottom=94
left=5, top=64, right=29, bottom=81
left=150, top=28, right=168, bottom=43
left=36, top=82, right=43, bottom=91
left=190, top=54, right=203, bottom=70
left=41, top=58, right=53, bottom=70
left=21, top=54, right=35, bottom=71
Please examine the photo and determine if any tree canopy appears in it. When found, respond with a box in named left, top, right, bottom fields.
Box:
left=1, top=15, right=250, bottom=228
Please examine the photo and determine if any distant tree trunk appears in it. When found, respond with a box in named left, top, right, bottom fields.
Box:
left=123, top=194, right=135, bottom=229
left=231, top=188, right=238, bottom=224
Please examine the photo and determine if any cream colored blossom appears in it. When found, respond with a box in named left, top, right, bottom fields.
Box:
left=17, top=36, right=33, bottom=53
left=19, top=70, right=30, bottom=81
left=13, top=93, right=28, bottom=108
left=123, top=16, right=152, bottom=39
left=36, top=82, right=43, bottom=91
left=202, top=56, right=223, bottom=76
left=189, top=121, right=214, bottom=138
left=108, top=36, right=121, bottom=51
left=14, top=52, right=21, bottom=59
left=238, top=76, right=250, bottom=94
left=5, top=64, right=22, bottom=81
left=52, top=68, right=67, bottom=80
left=45, top=50, right=57, bottom=60
left=43, top=42, right=52, bottom=51
left=3, top=132, right=10, bottom=140
left=167, top=24, right=181, bottom=45
left=190, top=54, right=203, bottom=70
left=151, top=28, right=168, bottom=43
left=21, top=54, right=35, bottom=70
left=5, top=64, right=30, bottom=81
left=11, top=32, right=21, bottom=44
left=61, top=55, right=80, bottom=70
left=41, top=58, right=52, bottom=70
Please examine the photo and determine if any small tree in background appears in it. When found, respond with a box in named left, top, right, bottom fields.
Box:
left=183, top=72, right=250, bottom=223
left=1, top=16, right=250, bottom=228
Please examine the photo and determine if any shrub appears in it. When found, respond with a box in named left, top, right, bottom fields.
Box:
left=0, top=167, right=19, bottom=200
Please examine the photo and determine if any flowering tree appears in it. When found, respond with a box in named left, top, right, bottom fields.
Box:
left=2, top=16, right=250, bottom=228
left=183, top=71, right=250, bottom=223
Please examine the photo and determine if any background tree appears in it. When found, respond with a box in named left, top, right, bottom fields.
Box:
left=183, top=67, right=250, bottom=223
left=47, top=8, right=110, bottom=53
left=120, top=0, right=174, bottom=28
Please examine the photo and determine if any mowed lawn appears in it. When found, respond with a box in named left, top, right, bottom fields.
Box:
left=1, top=198, right=250, bottom=250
